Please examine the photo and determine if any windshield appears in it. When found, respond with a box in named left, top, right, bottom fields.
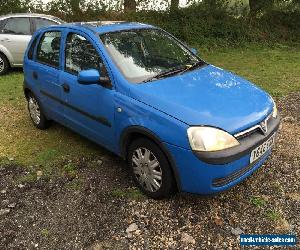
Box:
left=100, top=29, right=201, bottom=83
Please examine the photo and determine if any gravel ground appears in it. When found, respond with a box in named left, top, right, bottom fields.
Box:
left=0, top=92, right=299, bottom=250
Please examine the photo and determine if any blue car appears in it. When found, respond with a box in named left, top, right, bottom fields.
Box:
left=23, top=21, right=280, bottom=198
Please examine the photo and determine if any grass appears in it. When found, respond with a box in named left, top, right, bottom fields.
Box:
left=265, top=209, right=281, bottom=221
left=62, top=163, right=78, bottom=179
left=250, top=196, right=267, bottom=208
left=111, top=188, right=145, bottom=200
left=41, top=228, right=50, bottom=237
left=0, top=46, right=299, bottom=168
left=0, top=71, right=24, bottom=104
left=65, top=178, right=84, bottom=190
left=202, top=45, right=300, bottom=97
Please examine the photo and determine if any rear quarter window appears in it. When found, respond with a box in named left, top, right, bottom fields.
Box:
left=34, top=18, right=58, bottom=32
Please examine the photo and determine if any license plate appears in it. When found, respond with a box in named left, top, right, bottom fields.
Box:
left=250, top=133, right=276, bottom=163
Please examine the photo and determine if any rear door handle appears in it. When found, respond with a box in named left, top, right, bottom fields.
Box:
left=62, top=83, right=70, bottom=93
left=33, top=71, right=38, bottom=80
left=0, top=38, right=10, bottom=42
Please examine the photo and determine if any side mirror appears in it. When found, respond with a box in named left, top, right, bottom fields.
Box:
left=78, top=69, right=100, bottom=84
left=78, top=69, right=112, bottom=88
left=190, top=48, right=198, bottom=55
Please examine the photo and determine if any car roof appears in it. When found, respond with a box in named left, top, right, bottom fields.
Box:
left=55, top=21, right=155, bottom=34
left=0, top=13, right=62, bottom=21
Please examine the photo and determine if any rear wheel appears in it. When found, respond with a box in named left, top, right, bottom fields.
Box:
left=0, top=54, right=9, bottom=75
left=128, top=138, right=177, bottom=199
left=27, top=92, right=51, bottom=129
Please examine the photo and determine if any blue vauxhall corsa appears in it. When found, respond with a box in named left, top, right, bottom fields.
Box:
left=23, top=21, right=280, bottom=199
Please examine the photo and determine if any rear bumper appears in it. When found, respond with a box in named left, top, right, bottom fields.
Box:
left=164, top=116, right=280, bottom=194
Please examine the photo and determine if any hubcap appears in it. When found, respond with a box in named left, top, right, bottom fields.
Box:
left=28, top=97, right=41, bottom=124
left=0, top=57, right=4, bottom=73
left=132, top=147, right=163, bottom=192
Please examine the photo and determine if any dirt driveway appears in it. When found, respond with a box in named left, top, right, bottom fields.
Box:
left=0, top=93, right=299, bottom=249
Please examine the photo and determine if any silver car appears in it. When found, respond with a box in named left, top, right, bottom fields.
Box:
left=0, top=13, right=64, bottom=75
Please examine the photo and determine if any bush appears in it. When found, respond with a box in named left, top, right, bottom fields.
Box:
left=5, top=1, right=300, bottom=48
left=116, top=3, right=300, bottom=48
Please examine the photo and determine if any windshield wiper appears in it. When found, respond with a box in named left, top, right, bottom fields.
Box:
left=142, top=66, right=187, bottom=83
left=180, top=60, right=207, bottom=74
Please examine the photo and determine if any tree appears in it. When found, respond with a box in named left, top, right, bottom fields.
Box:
left=46, top=0, right=84, bottom=21
left=124, top=0, right=136, bottom=12
left=0, top=0, right=29, bottom=15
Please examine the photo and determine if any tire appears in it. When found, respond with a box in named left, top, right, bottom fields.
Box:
left=128, top=138, right=177, bottom=199
left=27, top=92, right=51, bottom=129
left=0, top=53, right=9, bottom=75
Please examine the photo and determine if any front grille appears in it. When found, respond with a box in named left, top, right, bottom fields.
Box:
left=235, top=127, right=260, bottom=139
left=235, top=113, right=273, bottom=139
left=212, top=160, right=257, bottom=187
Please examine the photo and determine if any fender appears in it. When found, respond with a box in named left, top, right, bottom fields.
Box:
left=119, top=125, right=182, bottom=191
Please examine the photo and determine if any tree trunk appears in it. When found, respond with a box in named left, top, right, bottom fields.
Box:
left=69, top=0, right=81, bottom=18
left=249, top=0, right=259, bottom=16
left=124, top=0, right=136, bottom=12
left=170, top=0, right=179, bottom=12
left=249, top=0, right=274, bottom=16
left=202, top=0, right=217, bottom=8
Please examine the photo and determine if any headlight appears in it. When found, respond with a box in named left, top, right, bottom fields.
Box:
left=187, top=127, right=239, bottom=152
left=272, top=99, right=278, bottom=118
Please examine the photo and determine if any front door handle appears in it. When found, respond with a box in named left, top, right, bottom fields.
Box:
left=62, top=83, right=70, bottom=93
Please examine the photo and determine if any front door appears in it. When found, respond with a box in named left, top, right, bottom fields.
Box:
left=60, top=31, right=116, bottom=150
left=0, top=17, right=32, bottom=65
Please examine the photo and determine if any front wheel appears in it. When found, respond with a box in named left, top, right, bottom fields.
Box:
left=128, top=138, right=177, bottom=199
left=27, top=93, right=51, bottom=129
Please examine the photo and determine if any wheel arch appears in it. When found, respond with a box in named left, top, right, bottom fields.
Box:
left=0, top=47, right=12, bottom=67
left=24, top=87, right=32, bottom=99
left=119, top=126, right=182, bottom=191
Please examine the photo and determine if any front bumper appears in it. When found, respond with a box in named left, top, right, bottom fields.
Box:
left=164, top=115, right=280, bottom=194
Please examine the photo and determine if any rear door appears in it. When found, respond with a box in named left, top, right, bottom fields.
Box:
left=0, top=17, right=32, bottom=65
left=35, top=30, right=65, bottom=121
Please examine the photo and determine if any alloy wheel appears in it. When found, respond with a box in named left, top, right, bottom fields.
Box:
left=28, top=96, right=41, bottom=125
left=0, top=57, right=4, bottom=73
left=131, top=147, right=163, bottom=192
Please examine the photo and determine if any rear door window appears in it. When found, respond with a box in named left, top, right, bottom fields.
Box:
left=2, top=17, right=31, bottom=35
left=28, top=35, right=39, bottom=60
left=36, top=31, right=61, bottom=68
left=34, top=18, right=57, bottom=32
